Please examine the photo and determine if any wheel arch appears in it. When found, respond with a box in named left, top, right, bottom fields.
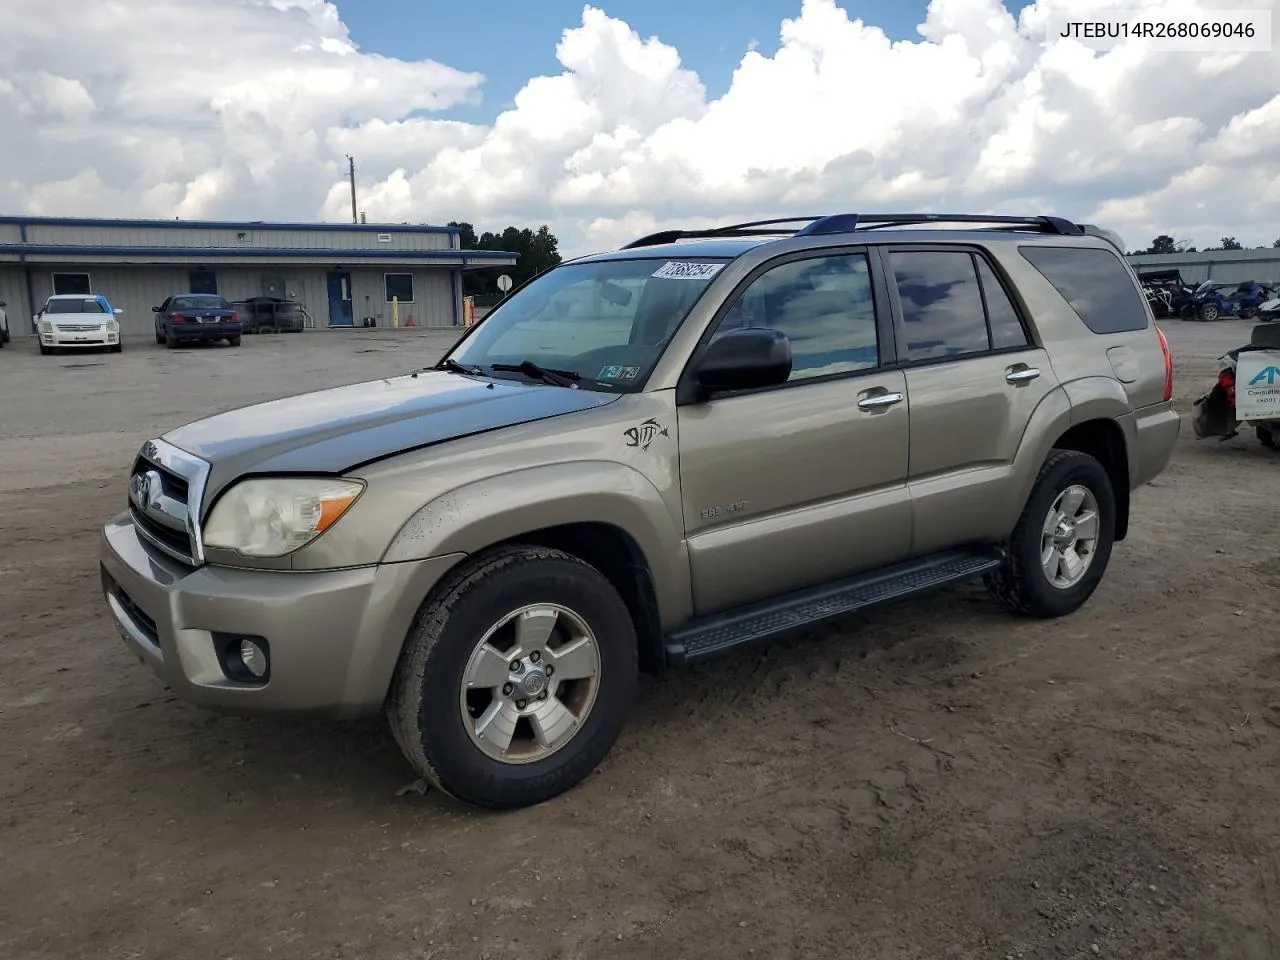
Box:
left=382, top=462, right=691, bottom=675
left=1006, top=381, right=1134, bottom=541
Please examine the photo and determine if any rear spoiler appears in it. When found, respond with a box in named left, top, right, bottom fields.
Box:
left=1078, top=224, right=1126, bottom=253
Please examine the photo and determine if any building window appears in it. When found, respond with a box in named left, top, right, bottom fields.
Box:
left=384, top=273, right=414, bottom=303
left=52, top=273, right=91, bottom=296
left=189, top=270, right=218, bottom=294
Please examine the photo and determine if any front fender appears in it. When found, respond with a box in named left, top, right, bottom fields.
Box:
left=382, top=461, right=692, bottom=625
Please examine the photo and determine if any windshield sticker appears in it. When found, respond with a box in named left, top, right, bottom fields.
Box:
left=651, top=261, right=725, bottom=281
left=598, top=364, right=641, bottom=380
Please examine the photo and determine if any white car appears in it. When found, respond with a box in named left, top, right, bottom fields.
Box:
left=0, top=298, right=10, bottom=348
left=1259, top=294, right=1280, bottom=322
left=36, top=294, right=123, bottom=354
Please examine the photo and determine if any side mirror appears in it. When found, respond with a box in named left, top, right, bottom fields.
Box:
left=152, top=306, right=161, bottom=313
left=113, top=308, right=123, bottom=315
left=695, top=327, right=792, bottom=394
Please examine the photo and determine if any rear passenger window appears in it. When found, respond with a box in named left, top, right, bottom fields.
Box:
left=716, top=253, right=879, bottom=382
left=891, top=250, right=990, bottom=361
left=1019, top=246, right=1149, bottom=334
left=975, top=257, right=1030, bottom=349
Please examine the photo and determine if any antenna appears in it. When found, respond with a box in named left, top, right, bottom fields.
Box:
left=346, top=155, right=358, bottom=224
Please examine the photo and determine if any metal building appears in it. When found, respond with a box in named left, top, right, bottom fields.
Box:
left=0, top=216, right=519, bottom=336
left=1127, top=248, right=1280, bottom=285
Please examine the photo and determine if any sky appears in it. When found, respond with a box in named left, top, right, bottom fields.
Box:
left=0, top=0, right=1277, bottom=257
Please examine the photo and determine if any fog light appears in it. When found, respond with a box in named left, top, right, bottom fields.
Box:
left=240, top=638, right=267, bottom=678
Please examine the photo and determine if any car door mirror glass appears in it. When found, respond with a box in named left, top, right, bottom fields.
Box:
left=695, top=327, right=792, bottom=393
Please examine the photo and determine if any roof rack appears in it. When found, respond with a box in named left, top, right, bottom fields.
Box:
left=620, top=213, right=1085, bottom=249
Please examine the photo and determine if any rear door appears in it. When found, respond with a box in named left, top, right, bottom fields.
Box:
left=677, top=248, right=913, bottom=615
left=881, top=245, right=1059, bottom=555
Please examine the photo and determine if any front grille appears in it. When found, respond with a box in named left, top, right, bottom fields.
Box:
left=56, top=323, right=103, bottom=332
left=130, top=505, right=191, bottom=556
left=128, top=447, right=203, bottom=566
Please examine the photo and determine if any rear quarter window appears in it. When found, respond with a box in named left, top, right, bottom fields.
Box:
left=1018, top=246, right=1149, bottom=334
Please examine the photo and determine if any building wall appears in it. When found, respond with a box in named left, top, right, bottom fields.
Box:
left=3, top=263, right=463, bottom=335
left=1127, top=249, right=1280, bottom=285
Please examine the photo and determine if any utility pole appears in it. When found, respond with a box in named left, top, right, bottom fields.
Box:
left=346, top=155, right=358, bottom=224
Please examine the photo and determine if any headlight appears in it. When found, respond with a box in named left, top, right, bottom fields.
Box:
left=203, top=477, right=364, bottom=558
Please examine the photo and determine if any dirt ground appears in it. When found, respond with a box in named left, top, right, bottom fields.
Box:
left=1, top=322, right=1277, bottom=960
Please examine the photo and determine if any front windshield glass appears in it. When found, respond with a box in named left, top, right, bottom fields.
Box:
left=447, top=257, right=728, bottom=390
left=47, top=298, right=105, bottom=314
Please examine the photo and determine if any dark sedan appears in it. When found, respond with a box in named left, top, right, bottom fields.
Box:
left=154, top=294, right=242, bottom=348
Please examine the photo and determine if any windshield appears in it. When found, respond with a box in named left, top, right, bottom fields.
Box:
left=173, top=295, right=230, bottom=310
left=47, top=298, right=105, bottom=314
left=447, top=257, right=728, bottom=390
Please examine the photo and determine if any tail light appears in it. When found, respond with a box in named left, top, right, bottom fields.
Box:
left=231, top=312, right=240, bottom=323
left=1218, top=367, right=1236, bottom=407
left=171, top=315, right=188, bottom=324
left=1156, top=325, right=1173, bottom=402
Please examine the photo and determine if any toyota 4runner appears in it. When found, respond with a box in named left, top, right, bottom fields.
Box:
left=100, top=213, right=1181, bottom=808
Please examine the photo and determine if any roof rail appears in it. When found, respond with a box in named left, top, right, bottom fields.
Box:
left=620, top=213, right=1084, bottom=249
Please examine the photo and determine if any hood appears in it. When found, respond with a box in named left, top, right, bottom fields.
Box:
left=163, top=370, right=620, bottom=500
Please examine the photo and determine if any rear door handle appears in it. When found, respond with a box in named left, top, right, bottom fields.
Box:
left=1005, top=366, right=1040, bottom=384
left=857, top=391, right=905, bottom=410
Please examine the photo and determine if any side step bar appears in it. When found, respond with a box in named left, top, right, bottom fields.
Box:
left=665, top=547, right=1004, bottom=666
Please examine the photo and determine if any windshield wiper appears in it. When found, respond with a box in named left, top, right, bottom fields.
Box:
left=437, top=358, right=484, bottom=376
left=491, top=360, right=581, bottom=388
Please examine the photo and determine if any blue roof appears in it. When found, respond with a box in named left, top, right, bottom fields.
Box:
left=2, top=214, right=460, bottom=235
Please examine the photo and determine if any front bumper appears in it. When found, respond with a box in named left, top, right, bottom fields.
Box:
left=169, top=322, right=241, bottom=340
left=99, top=513, right=463, bottom=716
left=40, top=327, right=119, bottom=348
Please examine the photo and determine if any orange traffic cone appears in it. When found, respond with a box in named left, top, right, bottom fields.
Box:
left=406, top=313, right=415, bottom=327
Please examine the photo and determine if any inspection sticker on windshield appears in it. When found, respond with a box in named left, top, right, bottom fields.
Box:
left=599, top=364, right=641, bottom=380
left=651, top=261, right=725, bottom=281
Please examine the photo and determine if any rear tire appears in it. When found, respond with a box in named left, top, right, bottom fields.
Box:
left=1259, top=425, right=1278, bottom=450
left=388, top=545, right=638, bottom=809
left=985, top=450, right=1116, bottom=619
left=165, top=330, right=178, bottom=349
left=228, top=336, right=241, bottom=347
left=155, top=328, right=164, bottom=344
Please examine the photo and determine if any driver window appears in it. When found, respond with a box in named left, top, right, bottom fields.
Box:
left=715, top=253, right=879, bottom=382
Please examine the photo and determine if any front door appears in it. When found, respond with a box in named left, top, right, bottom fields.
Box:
left=326, top=272, right=353, bottom=327
left=884, top=246, right=1060, bottom=554
left=677, top=250, right=913, bottom=616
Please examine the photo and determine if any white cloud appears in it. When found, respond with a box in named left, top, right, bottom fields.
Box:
left=1, top=0, right=1277, bottom=253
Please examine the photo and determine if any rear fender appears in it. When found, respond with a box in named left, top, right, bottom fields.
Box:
left=1001, top=379, right=1134, bottom=535
left=382, top=462, right=692, bottom=625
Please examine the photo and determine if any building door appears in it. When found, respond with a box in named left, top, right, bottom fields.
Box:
left=189, top=270, right=218, bottom=294
left=326, top=271, right=354, bottom=327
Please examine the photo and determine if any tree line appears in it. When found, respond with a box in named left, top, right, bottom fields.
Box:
left=448, top=222, right=562, bottom=297
left=1130, top=234, right=1280, bottom=255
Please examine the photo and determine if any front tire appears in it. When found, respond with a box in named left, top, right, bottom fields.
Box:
left=1200, top=304, right=1220, bottom=322
left=39, top=344, right=52, bottom=355
left=388, top=545, right=638, bottom=809
left=986, top=450, right=1116, bottom=618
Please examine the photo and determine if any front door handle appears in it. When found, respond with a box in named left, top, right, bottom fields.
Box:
left=857, top=391, right=905, bottom=411
left=1006, top=366, right=1041, bottom=384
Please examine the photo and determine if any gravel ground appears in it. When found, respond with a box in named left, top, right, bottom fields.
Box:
left=1, top=320, right=1277, bottom=960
